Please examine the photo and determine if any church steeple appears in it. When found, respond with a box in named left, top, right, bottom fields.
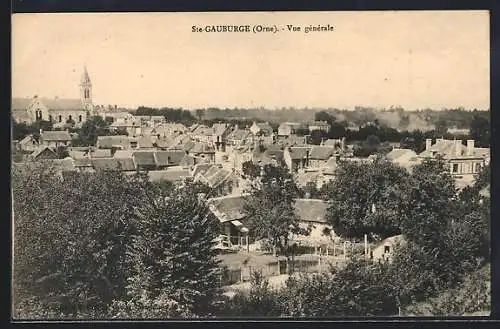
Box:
left=79, top=65, right=93, bottom=110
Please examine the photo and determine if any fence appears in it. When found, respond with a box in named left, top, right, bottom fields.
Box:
left=219, top=255, right=348, bottom=287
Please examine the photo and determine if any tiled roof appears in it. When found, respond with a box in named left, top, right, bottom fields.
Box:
left=228, top=129, right=250, bottom=140
left=38, top=97, right=84, bottom=111
left=155, top=136, right=175, bottom=148
left=419, top=140, right=467, bottom=158
left=213, top=123, right=230, bottom=136
left=190, top=142, right=215, bottom=154
left=90, top=149, right=112, bottom=158
left=207, top=194, right=250, bottom=223
left=41, top=130, right=72, bottom=141
left=117, top=157, right=136, bottom=171
left=309, top=146, right=336, bottom=160
left=180, top=154, right=196, bottom=167
left=192, top=163, right=213, bottom=178
left=155, top=150, right=185, bottom=166
left=96, top=135, right=130, bottom=149
left=287, top=146, right=311, bottom=160
left=205, top=168, right=234, bottom=188
left=113, top=149, right=134, bottom=158
left=31, top=146, right=57, bottom=159
left=147, top=167, right=190, bottom=182
left=91, top=157, right=120, bottom=170
left=386, top=148, right=416, bottom=161
left=133, top=151, right=156, bottom=166
left=203, top=165, right=222, bottom=178
left=323, top=157, right=338, bottom=175
left=293, top=199, right=329, bottom=223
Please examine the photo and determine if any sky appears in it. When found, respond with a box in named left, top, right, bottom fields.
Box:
left=12, top=11, right=490, bottom=110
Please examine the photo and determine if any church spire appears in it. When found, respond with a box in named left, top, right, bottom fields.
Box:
left=80, top=65, right=93, bottom=110
left=80, top=65, right=91, bottom=86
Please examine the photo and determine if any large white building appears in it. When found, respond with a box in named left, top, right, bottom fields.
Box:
left=12, top=66, right=95, bottom=127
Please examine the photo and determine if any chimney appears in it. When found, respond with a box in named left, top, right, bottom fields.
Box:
left=455, top=140, right=462, bottom=156
left=467, top=140, right=475, bottom=156
left=425, top=139, right=432, bottom=151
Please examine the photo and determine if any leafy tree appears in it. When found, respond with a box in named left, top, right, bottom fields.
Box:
left=122, top=180, right=222, bottom=317
left=241, top=160, right=261, bottom=179
left=55, top=146, right=70, bottom=159
left=12, top=165, right=144, bottom=317
left=243, top=164, right=306, bottom=259
left=324, top=158, right=409, bottom=240
left=314, top=111, right=336, bottom=123
left=76, top=116, right=110, bottom=146
left=308, top=130, right=327, bottom=145
left=469, top=115, right=490, bottom=147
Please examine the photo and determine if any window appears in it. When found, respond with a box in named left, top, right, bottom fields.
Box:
left=79, top=115, right=82, bottom=122
left=49, top=115, right=53, bottom=122
left=130, top=141, right=138, bottom=148
left=59, top=115, right=62, bottom=123
left=452, top=164, right=459, bottom=173
left=68, top=115, right=72, bottom=121
left=384, top=246, right=390, bottom=253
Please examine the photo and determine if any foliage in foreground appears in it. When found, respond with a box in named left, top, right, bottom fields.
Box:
left=12, top=165, right=222, bottom=319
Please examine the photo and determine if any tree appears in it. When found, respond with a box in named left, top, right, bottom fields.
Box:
left=243, top=164, right=306, bottom=259
left=55, top=146, right=70, bottom=159
left=469, top=115, right=490, bottom=147
left=12, top=165, right=144, bottom=317
left=308, top=130, right=327, bottom=145
left=241, top=160, right=261, bottom=179
left=76, top=116, right=110, bottom=146
left=324, top=158, right=409, bottom=240
left=122, top=180, right=222, bottom=317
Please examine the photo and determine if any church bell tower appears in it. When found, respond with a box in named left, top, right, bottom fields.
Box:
left=79, top=65, right=93, bottom=111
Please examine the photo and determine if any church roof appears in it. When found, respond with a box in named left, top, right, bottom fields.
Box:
left=12, top=98, right=32, bottom=110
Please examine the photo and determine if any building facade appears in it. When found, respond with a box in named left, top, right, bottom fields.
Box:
left=12, top=66, right=94, bottom=127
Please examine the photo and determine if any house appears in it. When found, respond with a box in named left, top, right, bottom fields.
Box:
left=39, top=130, right=72, bottom=148
left=31, top=146, right=58, bottom=160
left=279, top=135, right=308, bottom=147
left=226, top=128, right=251, bottom=147
left=308, top=146, right=336, bottom=168
left=189, top=142, right=216, bottom=163
left=113, top=150, right=137, bottom=172
left=278, top=122, right=306, bottom=138
left=90, top=149, right=112, bottom=158
left=146, top=167, right=191, bottom=182
left=418, top=139, right=487, bottom=180
left=18, top=134, right=39, bottom=153
left=308, top=121, right=330, bottom=133
left=290, top=199, right=336, bottom=248
left=196, top=165, right=239, bottom=196
left=133, top=151, right=157, bottom=171
left=207, top=195, right=333, bottom=248
left=371, top=234, right=405, bottom=263
left=96, top=135, right=130, bottom=149
left=250, top=121, right=274, bottom=137
left=91, top=157, right=120, bottom=171
left=385, top=148, right=418, bottom=170
left=154, top=150, right=186, bottom=169
left=207, top=194, right=251, bottom=246
left=73, top=158, right=94, bottom=172
left=284, top=146, right=312, bottom=173
left=212, top=122, right=231, bottom=151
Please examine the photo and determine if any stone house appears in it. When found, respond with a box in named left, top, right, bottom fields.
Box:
left=284, top=146, right=312, bottom=173
left=39, top=130, right=72, bottom=148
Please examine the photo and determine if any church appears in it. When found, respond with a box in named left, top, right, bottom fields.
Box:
left=12, top=66, right=95, bottom=127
